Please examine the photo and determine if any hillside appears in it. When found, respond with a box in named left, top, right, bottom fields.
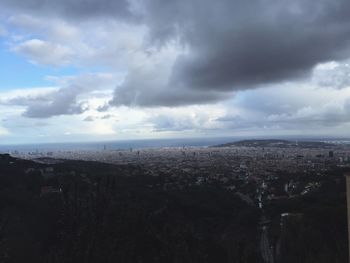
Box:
left=0, top=153, right=347, bottom=263
left=213, top=139, right=334, bottom=148
left=0, top=154, right=261, bottom=263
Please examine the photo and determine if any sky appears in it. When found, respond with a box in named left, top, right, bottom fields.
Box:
left=1, top=0, right=350, bottom=144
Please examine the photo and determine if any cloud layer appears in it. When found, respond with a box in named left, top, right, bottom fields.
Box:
left=0, top=0, right=136, bottom=21
left=1, top=0, right=350, bottom=142
left=112, top=0, right=350, bottom=106
left=2, top=0, right=350, bottom=107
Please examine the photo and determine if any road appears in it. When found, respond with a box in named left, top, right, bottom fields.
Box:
left=260, top=226, right=274, bottom=263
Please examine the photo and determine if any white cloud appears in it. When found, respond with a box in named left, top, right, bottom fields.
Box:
left=7, top=14, right=148, bottom=69
left=312, top=61, right=350, bottom=89
left=0, top=87, right=58, bottom=103
left=12, top=39, right=74, bottom=66
left=0, top=73, right=122, bottom=119
left=2, top=83, right=350, bottom=143
left=216, top=84, right=350, bottom=135
left=0, top=126, right=10, bottom=136
left=8, top=14, right=80, bottom=41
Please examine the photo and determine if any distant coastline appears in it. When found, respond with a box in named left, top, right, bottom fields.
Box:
left=1, top=136, right=350, bottom=152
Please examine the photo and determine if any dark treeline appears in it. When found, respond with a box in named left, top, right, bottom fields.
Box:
left=267, top=169, right=348, bottom=263
left=0, top=154, right=348, bottom=263
left=0, top=155, right=261, bottom=263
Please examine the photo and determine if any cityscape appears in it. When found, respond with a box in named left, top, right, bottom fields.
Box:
left=1, top=0, right=350, bottom=262
left=0, top=139, right=348, bottom=262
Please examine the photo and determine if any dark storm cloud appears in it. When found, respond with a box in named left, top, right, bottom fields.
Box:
left=23, top=86, right=88, bottom=118
left=109, top=67, right=229, bottom=107
left=0, top=0, right=136, bottom=21
left=110, top=81, right=228, bottom=107
left=113, top=0, right=350, bottom=106
left=0, top=73, right=119, bottom=118
left=151, top=0, right=350, bottom=91
left=3, top=0, right=350, bottom=107
left=3, top=86, right=88, bottom=118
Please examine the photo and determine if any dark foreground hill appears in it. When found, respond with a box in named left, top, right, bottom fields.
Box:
left=0, top=154, right=347, bottom=263
left=0, top=154, right=261, bottom=263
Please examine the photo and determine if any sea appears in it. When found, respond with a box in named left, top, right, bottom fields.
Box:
left=0, top=136, right=350, bottom=153
left=0, top=137, right=237, bottom=152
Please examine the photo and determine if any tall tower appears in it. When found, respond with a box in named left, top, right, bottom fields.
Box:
left=346, top=174, right=350, bottom=262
